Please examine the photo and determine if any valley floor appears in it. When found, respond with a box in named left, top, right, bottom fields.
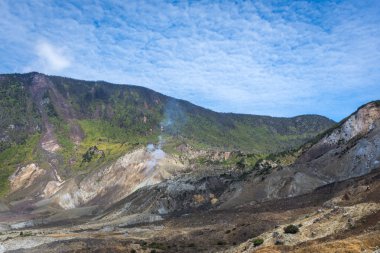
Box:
left=1, top=170, right=379, bottom=253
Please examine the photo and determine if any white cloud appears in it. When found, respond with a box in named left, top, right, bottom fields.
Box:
left=33, top=41, right=71, bottom=72
left=0, top=0, right=380, bottom=120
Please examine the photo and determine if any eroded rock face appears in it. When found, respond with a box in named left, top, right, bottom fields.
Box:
left=47, top=147, right=184, bottom=210
left=42, top=180, right=64, bottom=198
left=299, top=102, right=380, bottom=163
left=326, top=103, right=380, bottom=143
left=9, top=164, right=45, bottom=192
left=220, top=102, right=380, bottom=207
left=99, top=174, right=229, bottom=221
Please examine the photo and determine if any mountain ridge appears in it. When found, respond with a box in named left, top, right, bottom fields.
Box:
left=1, top=71, right=335, bottom=119
left=0, top=74, right=378, bottom=253
left=0, top=72, right=335, bottom=151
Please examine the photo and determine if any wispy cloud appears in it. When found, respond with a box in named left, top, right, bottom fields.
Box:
left=25, top=41, right=71, bottom=72
left=0, top=0, right=379, bottom=120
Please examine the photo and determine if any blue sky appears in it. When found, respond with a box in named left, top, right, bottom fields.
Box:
left=1, top=0, right=380, bottom=121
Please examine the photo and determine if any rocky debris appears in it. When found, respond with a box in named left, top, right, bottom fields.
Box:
left=0, top=202, right=9, bottom=212
left=9, top=164, right=45, bottom=193
left=254, top=160, right=280, bottom=176
left=118, top=213, right=164, bottom=227
left=228, top=202, right=380, bottom=252
left=0, top=223, right=10, bottom=232
left=0, top=238, right=45, bottom=253
left=97, top=173, right=229, bottom=222
left=41, top=137, right=60, bottom=153
left=100, top=226, right=115, bottom=232
left=42, top=180, right=64, bottom=198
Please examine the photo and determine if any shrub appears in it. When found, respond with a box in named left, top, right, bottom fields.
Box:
left=284, top=224, right=299, bottom=234
left=252, top=238, right=264, bottom=247
left=19, top=231, right=33, bottom=237
left=149, top=242, right=166, bottom=250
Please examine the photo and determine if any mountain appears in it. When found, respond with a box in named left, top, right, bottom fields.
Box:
left=74, top=101, right=380, bottom=217
left=1, top=72, right=378, bottom=253
left=0, top=98, right=377, bottom=253
left=0, top=72, right=334, bottom=196
left=219, top=100, right=380, bottom=207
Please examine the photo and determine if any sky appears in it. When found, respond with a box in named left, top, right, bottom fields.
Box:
left=0, top=0, right=380, bottom=121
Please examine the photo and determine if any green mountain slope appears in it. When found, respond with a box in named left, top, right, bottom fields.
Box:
left=0, top=72, right=335, bottom=194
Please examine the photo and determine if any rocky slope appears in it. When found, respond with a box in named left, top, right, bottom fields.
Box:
left=72, top=101, right=379, bottom=220
left=4, top=100, right=374, bottom=227
left=218, top=101, right=380, bottom=209
left=0, top=73, right=379, bottom=253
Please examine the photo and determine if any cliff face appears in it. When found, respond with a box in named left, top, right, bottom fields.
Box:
left=295, top=101, right=380, bottom=182
left=298, top=101, right=380, bottom=164
left=220, top=101, right=380, bottom=208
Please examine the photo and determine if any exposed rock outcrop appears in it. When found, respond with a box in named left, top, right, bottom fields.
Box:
left=9, top=164, right=45, bottom=193
left=220, top=101, right=380, bottom=208
left=43, top=146, right=184, bottom=210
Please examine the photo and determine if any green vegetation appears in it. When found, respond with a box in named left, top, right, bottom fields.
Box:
left=252, top=238, right=264, bottom=247
left=19, top=231, right=33, bottom=237
left=193, top=151, right=265, bottom=173
left=0, top=73, right=336, bottom=196
left=266, top=147, right=302, bottom=166
left=75, top=120, right=155, bottom=169
left=284, top=224, right=299, bottom=234
left=0, top=134, right=40, bottom=196
left=49, top=117, right=75, bottom=162
left=0, top=77, right=40, bottom=152
left=49, top=73, right=334, bottom=154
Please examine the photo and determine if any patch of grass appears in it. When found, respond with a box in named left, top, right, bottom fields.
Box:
left=49, top=117, right=75, bottom=162
left=75, top=120, right=156, bottom=170
left=252, top=238, right=264, bottom=247
left=0, top=134, right=40, bottom=196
